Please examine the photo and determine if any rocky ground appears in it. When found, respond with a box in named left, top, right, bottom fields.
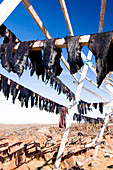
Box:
left=0, top=122, right=113, bottom=170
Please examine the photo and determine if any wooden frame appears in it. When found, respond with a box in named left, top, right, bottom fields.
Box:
left=0, top=0, right=113, bottom=169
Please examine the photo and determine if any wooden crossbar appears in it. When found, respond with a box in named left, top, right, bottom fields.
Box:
left=104, top=81, right=113, bottom=95
left=78, top=71, right=113, bottom=97
left=73, top=81, right=108, bottom=102
left=12, top=35, right=91, bottom=51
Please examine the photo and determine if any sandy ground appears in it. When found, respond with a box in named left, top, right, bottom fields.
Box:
left=0, top=123, right=113, bottom=170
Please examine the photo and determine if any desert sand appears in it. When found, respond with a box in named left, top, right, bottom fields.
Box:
left=0, top=122, right=113, bottom=169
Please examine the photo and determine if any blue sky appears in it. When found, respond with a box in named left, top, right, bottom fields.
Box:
left=0, top=0, right=113, bottom=123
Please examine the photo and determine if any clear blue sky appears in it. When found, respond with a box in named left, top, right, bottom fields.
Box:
left=0, top=0, right=113, bottom=123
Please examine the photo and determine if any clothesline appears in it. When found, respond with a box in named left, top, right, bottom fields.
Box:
left=0, top=73, right=105, bottom=122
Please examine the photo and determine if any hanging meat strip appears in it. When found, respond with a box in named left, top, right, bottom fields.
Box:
left=11, top=81, right=19, bottom=104
left=28, top=50, right=44, bottom=77
left=0, top=24, right=6, bottom=37
left=43, top=38, right=63, bottom=76
left=88, top=31, right=113, bottom=87
left=65, top=36, right=83, bottom=74
left=0, top=42, right=15, bottom=72
left=12, top=41, right=34, bottom=77
left=59, top=107, right=67, bottom=128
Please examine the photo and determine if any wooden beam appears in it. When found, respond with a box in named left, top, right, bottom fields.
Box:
left=0, top=0, right=22, bottom=26
left=22, top=0, right=51, bottom=39
left=93, top=110, right=111, bottom=160
left=76, top=51, right=93, bottom=101
left=98, top=0, right=106, bottom=33
left=104, top=81, right=113, bottom=95
left=54, top=102, right=77, bottom=170
left=107, top=72, right=111, bottom=80
left=78, top=71, right=112, bottom=97
left=105, top=80, right=113, bottom=87
left=109, top=78, right=113, bottom=83
left=13, top=35, right=90, bottom=51
left=73, top=81, right=108, bottom=102
left=12, top=32, right=113, bottom=50
left=59, top=0, right=74, bottom=36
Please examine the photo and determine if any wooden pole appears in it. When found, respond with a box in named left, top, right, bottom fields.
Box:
left=98, top=0, right=106, bottom=33
left=0, top=0, right=22, bottom=26
left=54, top=50, right=93, bottom=170
left=105, top=80, right=113, bottom=87
left=78, top=71, right=113, bottom=97
left=85, top=130, right=101, bottom=148
left=107, top=72, right=111, bottom=80
left=93, top=111, right=111, bottom=160
left=104, top=81, right=113, bottom=95
left=73, top=81, right=108, bottom=102
left=59, top=0, right=74, bottom=36
left=22, top=0, right=51, bottom=39
left=54, top=3, right=94, bottom=168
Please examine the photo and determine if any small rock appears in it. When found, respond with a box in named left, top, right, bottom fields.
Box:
left=88, top=162, right=100, bottom=168
left=78, top=132, right=83, bottom=136
left=44, top=152, right=53, bottom=161
left=76, top=160, right=84, bottom=167
left=107, top=165, right=113, bottom=169
left=103, top=150, right=112, bottom=154
left=103, top=153, right=113, bottom=158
